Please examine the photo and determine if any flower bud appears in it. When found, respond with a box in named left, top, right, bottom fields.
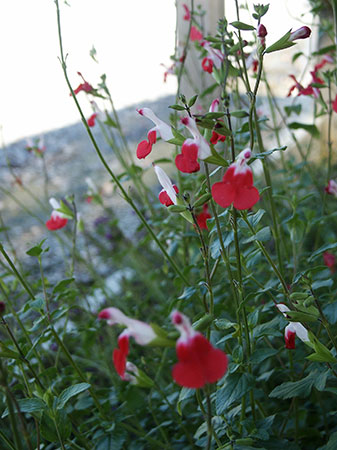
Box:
left=289, top=26, right=311, bottom=41
left=257, top=24, right=267, bottom=38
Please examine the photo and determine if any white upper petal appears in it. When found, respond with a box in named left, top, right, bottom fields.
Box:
left=154, top=165, right=177, bottom=205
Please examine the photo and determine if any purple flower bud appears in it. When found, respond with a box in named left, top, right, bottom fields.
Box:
left=257, top=24, right=267, bottom=38
left=289, top=26, right=311, bottom=41
left=0, top=301, right=5, bottom=315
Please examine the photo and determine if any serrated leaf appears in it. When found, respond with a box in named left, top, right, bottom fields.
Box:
left=269, top=372, right=316, bottom=399
left=2, top=398, right=46, bottom=418
left=57, top=383, right=91, bottom=409
left=216, top=373, right=255, bottom=414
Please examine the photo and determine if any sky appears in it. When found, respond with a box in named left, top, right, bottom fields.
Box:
left=0, top=0, right=312, bottom=145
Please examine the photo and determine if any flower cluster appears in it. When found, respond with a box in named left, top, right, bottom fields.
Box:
left=98, top=307, right=228, bottom=388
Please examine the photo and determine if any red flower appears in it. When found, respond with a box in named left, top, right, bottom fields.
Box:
left=175, top=141, right=200, bottom=173
left=45, top=198, right=69, bottom=231
left=202, top=57, right=213, bottom=73
left=285, top=326, right=296, bottom=349
left=190, top=26, right=203, bottom=42
left=325, top=179, right=337, bottom=196
left=210, top=130, right=226, bottom=145
left=171, top=311, right=228, bottom=388
left=137, top=130, right=157, bottom=159
left=136, top=108, right=173, bottom=159
left=87, top=113, right=98, bottom=127
left=159, top=185, right=179, bottom=207
left=46, top=214, right=68, bottom=231
left=196, top=204, right=211, bottom=230
left=182, top=3, right=191, bottom=21
left=323, top=251, right=336, bottom=273
left=113, top=335, right=129, bottom=379
left=73, top=72, right=93, bottom=95
left=212, top=149, right=259, bottom=210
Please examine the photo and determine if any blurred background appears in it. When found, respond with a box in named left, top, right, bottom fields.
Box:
left=0, top=0, right=314, bottom=145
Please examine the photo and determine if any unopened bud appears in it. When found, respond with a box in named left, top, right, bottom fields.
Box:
left=289, top=26, right=311, bottom=42
left=257, top=24, right=267, bottom=38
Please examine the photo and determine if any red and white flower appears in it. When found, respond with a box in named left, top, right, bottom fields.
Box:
left=276, top=304, right=309, bottom=349
left=73, top=72, right=94, bottom=95
left=98, top=307, right=157, bottom=381
left=201, top=41, right=223, bottom=74
left=212, top=149, right=260, bottom=210
left=175, top=117, right=211, bottom=173
left=154, top=164, right=179, bottom=206
left=171, top=310, right=228, bottom=388
left=289, top=26, right=311, bottom=42
left=325, top=179, right=337, bottom=197
left=45, top=198, right=69, bottom=231
left=136, top=108, right=173, bottom=159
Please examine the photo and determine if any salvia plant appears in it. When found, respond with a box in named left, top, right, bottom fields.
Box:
left=0, top=0, right=337, bottom=448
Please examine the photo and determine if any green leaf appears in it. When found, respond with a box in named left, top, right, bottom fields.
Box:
left=230, top=109, right=249, bottom=118
left=265, top=30, right=294, bottom=53
left=188, top=94, right=198, bottom=107
left=95, top=431, right=127, bottom=450
left=53, top=278, right=75, bottom=294
left=178, top=287, right=197, bottom=300
left=311, top=279, right=333, bottom=290
left=104, top=115, right=117, bottom=128
left=40, top=410, right=71, bottom=442
left=26, top=245, right=43, bottom=257
left=194, top=193, right=212, bottom=208
left=216, top=373, right=255, bottom=414
left=169, top=104, right=185, bottom=111
left=288, top=122, right=320, bottom=138
left=2, top=398, right=46, bottom=418
left=250, top=348, right=279, bottom=364
left=242, top=226, right=271, bottom=244
left=285, top=104, right=302, bottom=117
left=230, top=21, right=255, bottom=31
left=269, top=372, right=317, bottom=399
left=57, top=383, right=91, bottom=409
left=0, top=343, right=21, bottom=360
left=309, top=242, right=337, bottom=261
left=168, top=205, right=187, bottom=213
left=177, top=388, right=194, bottom=416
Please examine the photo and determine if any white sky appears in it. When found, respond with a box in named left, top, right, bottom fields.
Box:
left=0, top=0, right=312, bottom=144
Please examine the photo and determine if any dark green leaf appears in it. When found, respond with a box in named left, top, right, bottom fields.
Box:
left=2, top=398, right=46, bottom=418
left=169, top=104, right=185, bottom=111
left=53, top=278, right=75, bottom=294
left=269, top=372, right=317, bottom=399
left=216, top=373, right=255, bottom=414
left=57, top=383, right=91, bottom=409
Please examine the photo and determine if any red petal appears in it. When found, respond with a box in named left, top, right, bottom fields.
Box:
left=172, top=335, right=227, bottom=388
left=158, top=189, right=173, bottom=206
left=148, top=130, right=157, bottom=145
left=212, top=181, right=235, bottom=208
left=175, top=142, right=200, bottom=173
left=46, top=216, right=68, bottom=231
left=285, top=330, right=296, bottom=349
left=137, top=140, right=152, bottom=159
left=233, top=186, right=260, bottom=210
left=113, top=335, right=129, bottom=379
